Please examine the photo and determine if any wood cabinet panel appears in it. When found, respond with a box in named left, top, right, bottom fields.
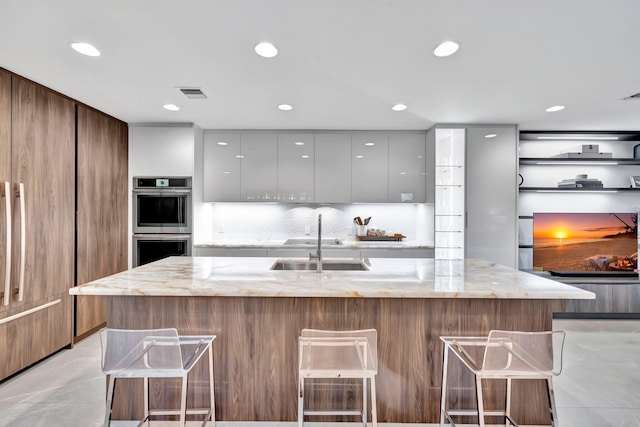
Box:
left=76, top=106, right=128, bottom=338
left=0, top=70, right=10, bottom=314
left=561, top=283, right=613, bottom=313
left=611, top=284, right=640, bottom=313
left=11, top=77, right=75, bottom=306
left=0, top=69, right=9, bottom=179
left=108, top=295, right=559, bottom=424
left=0, top=293, right=72, bottom=379
left=0, top=74, right=75, bottom=380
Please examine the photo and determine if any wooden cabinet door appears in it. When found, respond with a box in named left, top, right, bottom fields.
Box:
left=0, top=291, right=72, bottom=379
left=11, top=77, right=75, bottom=306
left=0, top=70, right=10, bottom=314
left=76, top=106, right=128, bottom=338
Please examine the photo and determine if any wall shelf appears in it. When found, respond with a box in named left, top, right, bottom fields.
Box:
left=520, top=187, right=639, bottom=192
left=517, top=130, right=640, bottom=273
left=520, top=158, right=640, bottom=166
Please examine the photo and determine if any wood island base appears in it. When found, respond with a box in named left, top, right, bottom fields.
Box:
left=107, top=295, right=563, bottom=424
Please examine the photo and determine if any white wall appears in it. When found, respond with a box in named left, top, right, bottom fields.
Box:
left=129, top=124, right=195, bottom=177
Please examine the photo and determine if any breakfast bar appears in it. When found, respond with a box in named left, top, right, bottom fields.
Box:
left=71, top=256, right=594, bottom=424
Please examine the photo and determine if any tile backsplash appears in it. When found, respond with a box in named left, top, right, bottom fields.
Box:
left=194, top=203, right=433, bottom=245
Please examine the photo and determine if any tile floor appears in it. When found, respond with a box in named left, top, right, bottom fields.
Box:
left=0, top=319, right=639, bottom=426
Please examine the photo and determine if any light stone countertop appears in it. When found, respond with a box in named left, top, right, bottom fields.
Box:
left=70, top=257, right=595, bottom=300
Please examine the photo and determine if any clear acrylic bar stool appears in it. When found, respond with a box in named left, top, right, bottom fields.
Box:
left=298, top=328, right=378, bottom=427
left=440, top=330, right=565, bottom=427
left=99, top=328, right=216, bottom=427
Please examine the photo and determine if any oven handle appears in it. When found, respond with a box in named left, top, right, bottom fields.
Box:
left=132, top=234, right=192, bottom=240
left=3, top=182, right=11, bottom=306
left=132, top=189, right=193, bottom=195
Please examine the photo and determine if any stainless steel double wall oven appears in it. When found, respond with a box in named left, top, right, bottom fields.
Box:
left=132, top=177, right=192, bottom=266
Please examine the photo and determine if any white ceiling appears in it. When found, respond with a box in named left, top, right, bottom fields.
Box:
left=2, top=0, right=639, bottom=131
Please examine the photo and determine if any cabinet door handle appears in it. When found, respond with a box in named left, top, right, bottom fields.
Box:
left=17, top=183, right=25, bottom=302
left=3, top=181, right=11, bottom=306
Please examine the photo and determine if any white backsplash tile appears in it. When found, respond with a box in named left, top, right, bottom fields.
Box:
left=194, top=203, right=433, bottom=245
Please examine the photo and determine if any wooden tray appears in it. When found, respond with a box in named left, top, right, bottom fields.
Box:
left=357, top=235, right=405, bottom=241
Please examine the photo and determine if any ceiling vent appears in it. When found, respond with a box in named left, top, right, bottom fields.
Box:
left=622, top=91, right=640, bottom=101
left=178, top=88, right=207, bottom=99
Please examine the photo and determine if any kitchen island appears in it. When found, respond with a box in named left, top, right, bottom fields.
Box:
left=71, top=256, right=593, bottom=424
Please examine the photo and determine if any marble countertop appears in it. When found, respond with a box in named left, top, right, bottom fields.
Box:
left=70, top=257, right=595, bottom=300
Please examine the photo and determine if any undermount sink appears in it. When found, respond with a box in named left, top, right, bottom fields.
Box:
left=283, top=238, right=343, bottom=246
left=270, top=259, right=368, bottom=271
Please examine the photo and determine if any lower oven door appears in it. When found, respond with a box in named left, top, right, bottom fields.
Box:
left=133, top=234, right=192, bottom=267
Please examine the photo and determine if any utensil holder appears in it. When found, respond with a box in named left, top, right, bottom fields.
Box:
left=357, top=225, right=367, bottom=236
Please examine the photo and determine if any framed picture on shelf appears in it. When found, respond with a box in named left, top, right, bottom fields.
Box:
left=630, top=176, right=640, bottom=188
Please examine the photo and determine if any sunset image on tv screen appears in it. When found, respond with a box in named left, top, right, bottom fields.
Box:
left=533, top=212, right=638, bottom=272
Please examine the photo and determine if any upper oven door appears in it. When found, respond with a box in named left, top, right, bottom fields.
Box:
left=133, top=189, right=192, bottom=234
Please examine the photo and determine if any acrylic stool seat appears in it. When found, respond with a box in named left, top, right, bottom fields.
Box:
left=298, top=328, right=378, bottom=427
left=99, top=327, right=216, bottom=427
left=440, top=330, right=565, bottom=427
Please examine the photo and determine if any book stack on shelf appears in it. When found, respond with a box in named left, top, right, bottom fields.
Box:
left=557, top=174, right=603, bottom=189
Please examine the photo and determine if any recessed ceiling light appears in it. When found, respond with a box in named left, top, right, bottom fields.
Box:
left=70, top=42, right=101, bottom=57
left=356, top=155, right=364, bottom=159
left=545, top=105, right=565, bottom=112
left=365, top=142, right=375, bottom=147
left=254, top=42, right=278, bottom=58
left=301, top=155, right=310, bottom=159
left=392, top=103, right=407, bottom=111
left=217, top=141, right=228, bottom=146
left=434, top=41, right=459, bottom=57
left=484, top=134, right=497, bottom=139
left=163, top=104, right=180, bottom=111
left=223, top=171, right=231, bottom=174
left=294, top=142, right=305, bottom=146
left=400, top=172, right=406, bottom=175
left=235, top=155, right=244, bottom=158
left=278, top=104, right=293, bottom=111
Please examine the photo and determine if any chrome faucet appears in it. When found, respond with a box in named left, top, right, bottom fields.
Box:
left=309, top=214, right=322, bottom=273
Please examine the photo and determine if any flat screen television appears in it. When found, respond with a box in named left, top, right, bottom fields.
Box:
left=532, top=212, right=638, bottom=277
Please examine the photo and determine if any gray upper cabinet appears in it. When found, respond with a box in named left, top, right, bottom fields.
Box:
left=314, top=133, right=351, bottom=203
left=241, top=133, right=278, bottom=201
left=203, top=132, right=241, bottom=201
left=388, top=133, right=426, bottom=203
left=277, top=133, right=314, bottom=202
left=202, top=130, right=428, bottom=204
left=352, top=133, right=389, bottom=202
